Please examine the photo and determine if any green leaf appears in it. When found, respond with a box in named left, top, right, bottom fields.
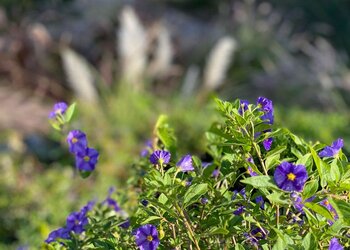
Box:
left=302, top=232, right=317, bottom=250
left=234, top=244, right=245, bottom=250
left=79, top=170, right=92, bottom=178
left=158, top=193, right=168, bottom=204
left=155, top=115, right=177, bottom=155
left=304, top=203, right=333, bottom=221
left=272, top=227, right=293, bottom=249
left=302, top=179, right=319, bottom=199
left=310, top=147, right=328, bottom=187
left=265, top=153, right=280, bottom=170
left=272, top=237, right=286, bottom=250
left=290, top=133, right=304, bottom=146
left=64, top=102, right=76, bottom=122
left=183, top=183, right=208, bottom=208
left=142, top=216, right=162, bottom=224
left=240, top=176, right=278, bottom=189
left=148, top=199, right=177, bottom=217
left=208, top=227, right=229, bottom=235
left=49, top=120, right=62, bottom=131
left=297, top=153, right=313, bottom=172
left=264, top=145, right=286, bottom=160
left=330, top=160, right=341, bottom=182
left=327, top=219, right=344, bottom=234
left=266, top=192, right=289, bottom=205
left=303, top=207, right=318, bottom=224
left=330, top=198, right=350, bottom=226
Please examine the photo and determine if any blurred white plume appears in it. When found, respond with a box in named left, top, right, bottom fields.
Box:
left=203, top=36, right=237, bottom=91
left=61, top=47, right=98, bottom=102
left=147, top=23, right=173, bottom=79
left=118, top=6, right=147, bottom=89
left=181, top=65, right=200, bottom=97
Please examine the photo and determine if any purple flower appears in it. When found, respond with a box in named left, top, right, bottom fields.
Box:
left=329, top=238, right=344, bottom=250
left=119, top=219, right=130, bottom=229
left=251, top=227, right=267, bottom=240
left=80, top=200, right=95, bottom=214
left=66, top=211, right=88, bottom=234
left=305, top=196, right=316, bottom=203
left=233, top=205, right=245, bottom=215
left=232, top=188, right=246, bottom=200
left=274, top=162, right=308, bottom=192
left=240, top=188, right=247, bottom=199
left=185, top=177, right=193, bottom=186
left=149, top=150, right=171, bottom=165
left=66, top=130, right=88, bottom=154
left=45, top=227, right=70, bottom=243
left=212, top=168, right=220, bottom=178
left=176, top=154, right=194, bottom=172
left=49, top=102, right=68, bottom=119
left=263, top=138, right=273, bottom=151
left=105, top=198, right=121, bottom=212
left=257, top=97, right=274, bottom=125
left=200, top=197, right=208, bottom=205
left=232, top=190, right=238, bottom=200
left=202, top=162, right=212, bottom=168
left=247, top=167, right=258, bottom=176
left=247, top=157, right=254, bottom=164
left=238, top=100, right=249, bottom=115
left=75, top=147, right=99, bottom=171
left=320, top=199, right=339, bottom=225
left=141, top=199, right=149, bottom=207
left=133, top=224, right=160, bottom=250
left=103, top=187, right=121, bottom=212
left=255, top=196, right=265, bottom=209
left=16, top=246, right=29, bottom=250
left=320, top=199, right=332, bottom=209
left=290, top=192, right=304, bottom=213
left=319, top=138, right=344, bottom=158
left=140, top=140, right=153, bottom=157
left=244, top=227, right=267, bottom=248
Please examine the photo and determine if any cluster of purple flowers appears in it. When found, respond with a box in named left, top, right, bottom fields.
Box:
left=149, top=150, right=195, bottom=173
left=45, top=201, right=94, bottom=243
left=67, top=130, right=99, bottom=172
left=240, top=97, right=274, bottom=151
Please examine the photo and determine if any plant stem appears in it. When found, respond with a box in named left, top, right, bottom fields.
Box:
left=252, top=142, right=268, bottom=175
left=171, top=224, right=179, bottom=250
left=276, top=205, right=280, bottom=228
left=174, top=203, right=201, bottom=250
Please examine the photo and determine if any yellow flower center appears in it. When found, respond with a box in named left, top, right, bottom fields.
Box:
left=324, top=200, right=329, bottom=206
left=287, top=173, right=296, bottom=181
left=72, top=137, right=78, bottom=143
left=84, top=156, right=90, bottom=162
left=147, top=235, right=153, bottom=242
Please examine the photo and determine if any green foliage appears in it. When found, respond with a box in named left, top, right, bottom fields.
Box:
left=44, top=97, right=350, bottom=249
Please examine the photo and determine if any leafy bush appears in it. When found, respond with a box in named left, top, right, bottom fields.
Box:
left=43, top=96, right=349, bottom=249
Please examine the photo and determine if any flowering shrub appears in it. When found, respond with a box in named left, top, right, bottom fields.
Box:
left=44, top=97, right=350, bottom=249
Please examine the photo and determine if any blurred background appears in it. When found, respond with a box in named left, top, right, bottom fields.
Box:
left=1, top=0, right=350, bottom=248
